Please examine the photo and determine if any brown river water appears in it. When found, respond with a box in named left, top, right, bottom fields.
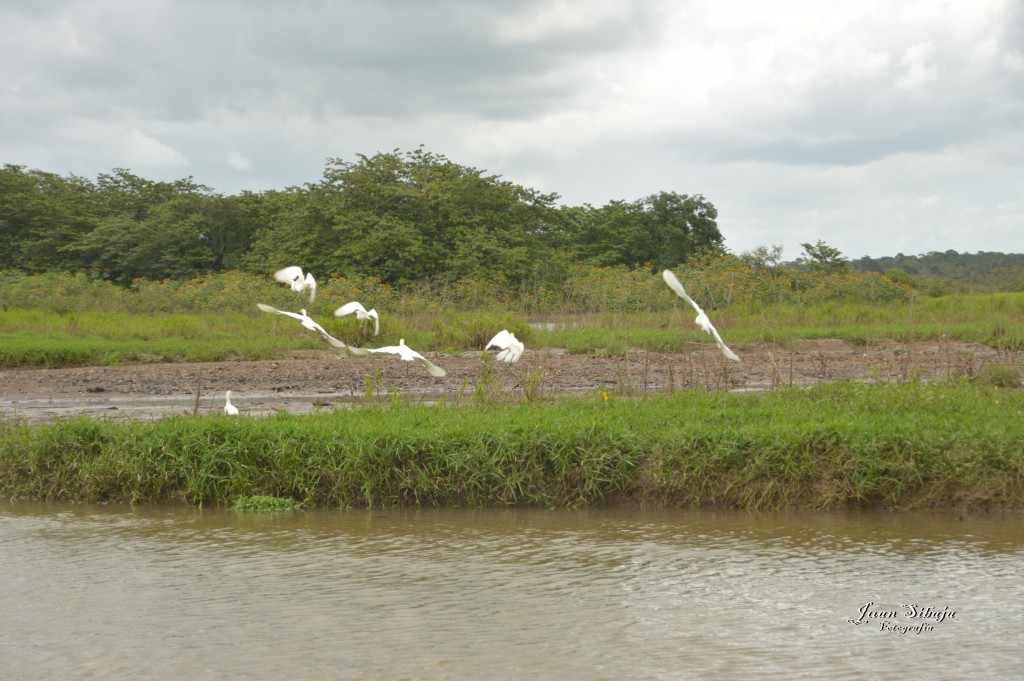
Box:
left=1, top=504, right=1021, bottom=680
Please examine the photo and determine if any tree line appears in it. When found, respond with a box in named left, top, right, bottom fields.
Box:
left=852, top=250, right=1024, bottom=294
left=0, top=148, right=725, bottom=289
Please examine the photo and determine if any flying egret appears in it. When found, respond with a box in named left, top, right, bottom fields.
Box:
left=334, top=301, right=380, bottom=335
left=662, top=269, right=740, bottom=362
left=256, top=303, right=347, bottom=348
left=224, top=390, right=239, bottom=415
left=347, top=339, right=447, bottom=377
left=274, top=266, right=317, bottom=303
left=485, top=329, right=525, bottom=364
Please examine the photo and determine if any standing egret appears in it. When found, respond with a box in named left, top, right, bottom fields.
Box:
left=662, top=269, right=740, bottom=362
left=334, top=301, right=380, bottom=335
left=347, top=339, right=447, bottom=377
left=256, top=303, right=347, bottom=348
left=224, top=390, right=239, bottom=415
left=274, top=266, right=317, bottom=303
left=485, top=330, right=525, bottom=364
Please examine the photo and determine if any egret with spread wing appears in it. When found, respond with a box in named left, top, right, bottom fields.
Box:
left=347, top=339, right=447, bottom=377
left=485, top=330, right=525, bottom=364
left=662, top=269, right=740, bottom=361
left=256, top=303, right=347, bottom=348
left=274, top=266, right=317, bottom=303
left=334, top=301, right=380, bottom=336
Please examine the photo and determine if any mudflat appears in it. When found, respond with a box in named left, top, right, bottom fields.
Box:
left=1, top=339, right=1015, bottom=422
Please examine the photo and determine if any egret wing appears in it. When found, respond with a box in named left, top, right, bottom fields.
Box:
left=274, top=266, right=304, bottom=285
left=403, top=344, right=447, bottom=376
left=485, top=329, right=513, bottom=350
left=486, top=330, right=525, bottom=363
left=707, top=322, right=740, bottom=361
left=334, top=301, right=367, bottom=317
left=367, top=345, right=402, bottom=356
left=317, top=328, right=347, bottom=349
left=506, top=337, right=525, bottom=363
left=418, top=357, right=447, bottom=377
left=257, top=303, right=303, bottom=321
left=662, top=269, right=704, bottom=315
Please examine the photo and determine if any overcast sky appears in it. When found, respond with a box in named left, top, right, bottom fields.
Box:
left=2, top=0, right=1022, bottom=260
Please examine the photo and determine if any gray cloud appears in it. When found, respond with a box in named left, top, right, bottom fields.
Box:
left=1, top=0, right=1021, bottom=259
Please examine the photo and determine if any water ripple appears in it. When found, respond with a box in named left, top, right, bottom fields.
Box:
left=2, top=504, right=1021, bottom=680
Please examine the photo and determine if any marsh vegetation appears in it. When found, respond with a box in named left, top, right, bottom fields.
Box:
left=1, top=265, right=1021, bottom=511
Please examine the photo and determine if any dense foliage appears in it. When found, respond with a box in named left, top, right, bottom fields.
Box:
left=1, top=151, right=725, bottom=289
left=4, top=150, right=1019, bottom=308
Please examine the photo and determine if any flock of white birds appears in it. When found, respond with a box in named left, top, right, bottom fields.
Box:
left=224, top=266, right=737, bottom=414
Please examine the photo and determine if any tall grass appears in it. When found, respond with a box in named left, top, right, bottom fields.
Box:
left=0, top=263, right=913, bottom=316
left=2, top=382, right=1021, bottom=510
left=1, top=269, right=1023, bottom=367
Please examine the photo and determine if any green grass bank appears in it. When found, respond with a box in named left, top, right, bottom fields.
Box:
left=2, top=382, right=1021, bottom=511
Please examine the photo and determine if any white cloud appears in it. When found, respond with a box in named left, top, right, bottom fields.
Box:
left=895, top=42, right=938, bottom=90
left=225, top=151, right=252, bottom=171
left=1003, top=49, right=1024, bottom=73
left=122, top=129, right=188, bottom=167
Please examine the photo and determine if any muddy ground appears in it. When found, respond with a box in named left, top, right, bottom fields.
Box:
left=1, top=339, right=1018, bottom=422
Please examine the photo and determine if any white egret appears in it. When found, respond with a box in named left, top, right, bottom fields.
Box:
left=273, top=266, right=317, bottom=303
left=485, top=329, right=525, bottom=364
left=347, top=339, right=447, bottom=377
left=662, top=269, right=740, bottom=362
left=334, top=301, right=380, bottom=335
left=256, top=303, right=347, bottom=348
left=223, top=390, right=239, bottom=415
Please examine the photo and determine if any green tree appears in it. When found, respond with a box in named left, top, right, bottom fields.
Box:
left=798, top=239, right=849, bottom=274
left=317, top=148, right=561, bottom=287
left=564, top=201, right=643, bottom=267
left=740, top=244, right=784, bottom=276
left=0, top=164, right=99, bottom=271
left=239, top=187, right=325, bottom=275
left=564, top=191, right=723, bottom=269
left=635, top=191, right=721, bottom=268
left=73, top=182, right=242, bottom=282
left=94, top=169, right=207, bottom=220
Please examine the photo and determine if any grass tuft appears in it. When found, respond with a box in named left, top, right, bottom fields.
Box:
left=233, top=495, right=302, bottom=512
left=971, top=364, right=1022, bottom=388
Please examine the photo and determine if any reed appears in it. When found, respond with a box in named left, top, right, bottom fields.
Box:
left=2, top=382, right=1021, bottom=510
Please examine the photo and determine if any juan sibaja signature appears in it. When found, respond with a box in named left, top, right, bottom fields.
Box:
left=848, top=602, right=956, bottom=634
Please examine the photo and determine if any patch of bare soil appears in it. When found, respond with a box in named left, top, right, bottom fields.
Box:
left=1, top=339, right=1017, bottom=422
